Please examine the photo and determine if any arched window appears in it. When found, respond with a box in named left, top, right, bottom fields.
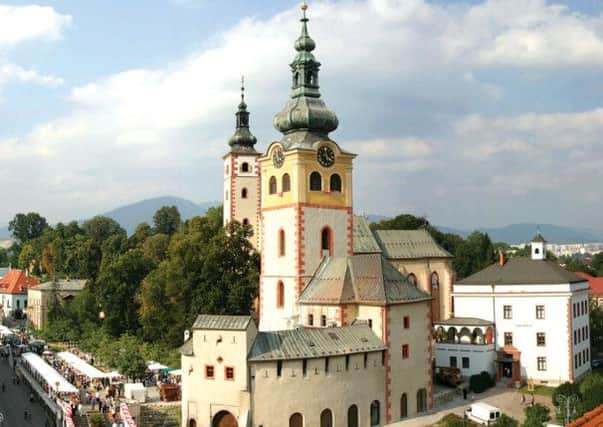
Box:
left=321, top=227, right=332, bottom=257
left=370, top=400, right=380, bottom=426
left=282, top=174, right=291, bottom=192
left=241, top=188, right=248, bottom=199
left=269, top=176, right=277, bottom=194
left=225, top=190, right=228, bottom=201
left=277, top=281, right=284, bottom=308
left=310, top=171, right=322, bottom=191
left=189, top=419, right=197, bottom=427
left=400, top=393, right=408, bottom=419
left=347, top=405, right=359, bottom=427
left=242, top=218, right=249, bottom=226
left=241, top=162, right=249, bottom=172
left=417, top=389, right=427, bottom=413
left=485, top=327, right=494, bottom=344
left=431, top=272, right=439, bottom=289
left=289, top=413, right=303, bottom=427
left=459, top=327, right=471, bottom=344
left=407, top=273, right=417, bottom=286
left=278, top=229, right=286, bottom=257
left=446, top=327, right=457, bottom=343
left=320, top=409, right=333, bottom=427
left=330, top=174, right=342, bottom=192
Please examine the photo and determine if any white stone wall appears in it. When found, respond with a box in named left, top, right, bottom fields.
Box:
left=181, top=323, right=257, bottom=427
left=453, top=281, right=590, bottom=384
left=260, top=207, right=299, bottom=331
left=434, top=343, right=496, bottom=377
left=251, top=352, right=386, bottom=427
left=301, top=206, right=351, bottom=277
left=0, top=293, right=27, bottom=317
left=299, top=305, right=341, bottom=327
left=571, top=290, right=591, bottom=380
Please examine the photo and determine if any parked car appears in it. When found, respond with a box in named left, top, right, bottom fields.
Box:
left=465, top=402, right=501, bottom=425
left=592, top=359, right=603, bottom=369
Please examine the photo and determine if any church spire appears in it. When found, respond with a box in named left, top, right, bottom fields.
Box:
left=273, top=2, right=339, bottom=148
left=228, top=76, right=258, bottom=153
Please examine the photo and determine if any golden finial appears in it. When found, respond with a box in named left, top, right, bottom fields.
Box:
left=301, top=1, right=308, bottom=19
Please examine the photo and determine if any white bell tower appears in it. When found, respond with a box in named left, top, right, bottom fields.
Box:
left=531, top=231, right=546, bottom=260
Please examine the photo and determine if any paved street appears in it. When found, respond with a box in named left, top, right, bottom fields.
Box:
left=0, top=354, right=52, bottom=427
left=387, top=384, right=556, bottom=427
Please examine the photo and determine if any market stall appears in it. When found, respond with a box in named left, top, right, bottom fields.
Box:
left=21, top=352, right=78, bottom=394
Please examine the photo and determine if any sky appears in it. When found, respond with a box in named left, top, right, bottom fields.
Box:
left=1, top=0, right=603, bottom=231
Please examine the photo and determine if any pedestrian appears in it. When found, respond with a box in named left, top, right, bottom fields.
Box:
left=521, top=393, right=525, bottom=404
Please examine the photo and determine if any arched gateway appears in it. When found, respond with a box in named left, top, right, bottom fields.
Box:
left=212, top=411, right=238, bottom=427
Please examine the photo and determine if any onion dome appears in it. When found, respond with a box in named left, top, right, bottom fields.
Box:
left=228, top=77, right=258, bottom=153
left=273, top=3, right=339, bottom=148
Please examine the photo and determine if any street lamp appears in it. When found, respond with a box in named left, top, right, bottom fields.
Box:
left=98, top=311, right=105, bottom=320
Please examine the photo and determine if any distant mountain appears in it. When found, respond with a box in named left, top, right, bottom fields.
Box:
left=102, top=196, right=218, bottom=235
left=434, top=223, right=603, bottom=245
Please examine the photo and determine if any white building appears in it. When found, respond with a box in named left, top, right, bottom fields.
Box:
left=449, top=232, right=591, bottom=385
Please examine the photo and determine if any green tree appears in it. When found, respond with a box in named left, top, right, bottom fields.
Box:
left=454, top=231, right=496, bottom=279
left=578, top=372, right=603, bottom=412
left=113, top=335, right=148, bottom=381
left=8, top=212, right=49, bottom=243
left=95, top=249, right=155, bottom=337
left=495, top=414, right=518, bottom=427
left=130, top=222, right=153, bottom=247
left=0, top=247, right=7, bottom=266
left=370, top=213, right=429, bottom=231
left=592, top=252, right=603, bottom=277
left=153, top=206, right=181, bottom=235
left=590, top=298, right=603, bottom=353
left=522, top=403, right=550, bottom=427
left=142, top=234, right=170, bottom=264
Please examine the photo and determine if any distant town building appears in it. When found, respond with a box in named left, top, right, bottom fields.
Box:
left=575, top=272, right=603, bottom=307
left=438, top=232, right=591, bottom=385
left=0, top=269, right=39, bottom=317
left=27, top=279, right=87, bottom=329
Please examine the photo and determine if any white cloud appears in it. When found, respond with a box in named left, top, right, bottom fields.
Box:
left=0, top=5, right=71, bottom=49
left=0, top=63, right=63, bottom=87
left=3, top=0, right=603, bottom=229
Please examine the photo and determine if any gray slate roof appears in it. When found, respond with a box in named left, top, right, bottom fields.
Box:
left=33, top=280, right=87, bottom=292
left=531, top=232, right=546, bottom=243
left=353, top=216, right=382, bottom=254
left=456, top=257, right=586, bottom=285
left=192, top=315, right=252, bottom=331
left=299, top=253, right=431, bottom=306
left=248, top=324, right=385, bottom=362
left=373, top=229, right=452, bottom=259
left=180, top=339, right=193, bottom=356
left=434, top=317, right=493, bottom=327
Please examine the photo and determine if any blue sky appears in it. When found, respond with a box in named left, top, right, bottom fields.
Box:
left=1, top=0, right=603, bottom=231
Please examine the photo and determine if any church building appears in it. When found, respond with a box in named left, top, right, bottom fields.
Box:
left=181, top=5, right=439, bottom=427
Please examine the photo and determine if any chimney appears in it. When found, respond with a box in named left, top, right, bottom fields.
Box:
left=498, top=250, right=506, bottom=266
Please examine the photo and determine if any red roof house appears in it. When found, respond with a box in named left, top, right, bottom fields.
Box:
left=567, top=403, right=603, bottom=427
left=576, top=272, right=603, bottom=298
left=0, top=269, right=40, bottom=295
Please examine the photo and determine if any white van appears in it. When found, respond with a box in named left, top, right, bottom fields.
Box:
left=465, top=402, right=502, bottom=425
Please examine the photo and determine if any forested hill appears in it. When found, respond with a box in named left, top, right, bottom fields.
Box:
left=0, top=196, right=219, bottom=239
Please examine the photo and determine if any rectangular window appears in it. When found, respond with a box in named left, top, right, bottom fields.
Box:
left=302, top=359, right=307, bottom=376
left=205, top=365, right=215, bottom=379
left=403, top=316, right=410, bottom=329
left=536, top=305, right=545, bottom=319
left=402, top=344, right=409, bottom=359
left=308, top=314, right=314, bottom=326
left=321, top=315, right=327, bottom=327
left=325, top=357, right=329, bottom=374
left=345, top=355, right=350, bottom=371
left=578, top=352, right=582, bottom=367
left=537, top=333, right=546, bottom=347
left=586, top=326, right=589, bottom=339
left=277, top=361, right=282, bottom=377
left=462, top=357, right=470, bottom=369
left=504, top=332, right=513, bottom=346
left=368, top=319, right=373, bottom=329
left=363, top=352, right=368, bottom=369
left=225, top=366, right=235, bottom=381
left=574, top=330, right=578, bottom=344
left=450, top=356, right=457, bottom=368
left=537, top=357, right=547, bottom=371
left=503, top=305, right=512, bottom=319
left=575, top=354, right=578, bottom=369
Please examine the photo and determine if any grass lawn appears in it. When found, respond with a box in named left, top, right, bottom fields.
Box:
left=518, top=384, right=555, bottom=397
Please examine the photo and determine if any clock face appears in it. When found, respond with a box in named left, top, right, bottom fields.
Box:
left=272, top=147, right=284, bottom=168
left=317, top=145, right=335, bottom=167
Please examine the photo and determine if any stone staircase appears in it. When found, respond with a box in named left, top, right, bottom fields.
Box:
left=137, top=406, right=179, bottom=427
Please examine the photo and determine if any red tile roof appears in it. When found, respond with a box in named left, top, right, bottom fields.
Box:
left=0, top=270, right=40, bottom=295
left=576, top=272, right=603, bottom=296
left=567, top=403, right=603, bottom=427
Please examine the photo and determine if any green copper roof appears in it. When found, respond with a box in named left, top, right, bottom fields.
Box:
left=228, top=78, right=258, bottom=153
left=273, top=5, right=338, bottom=149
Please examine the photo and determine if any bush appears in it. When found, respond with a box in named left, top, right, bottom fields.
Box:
left=495, top=414, right=518, bottom=427
left=552, top=381, right=581, bottom=407
left=88, top=413, right=104, bottom=427
left=470, top=371, right=494, bottom=393
left=523, top=403, right=550, bottom=427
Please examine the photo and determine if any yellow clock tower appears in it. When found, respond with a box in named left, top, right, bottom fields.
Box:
left=259, top=5, right=356, bottom=331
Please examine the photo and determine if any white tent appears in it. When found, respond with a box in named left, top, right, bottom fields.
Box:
left=21, top=352, right=78, bottom=394
left=147, top=361, right=168, bottom=371
left=57, top=351, right=107, bottom=379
